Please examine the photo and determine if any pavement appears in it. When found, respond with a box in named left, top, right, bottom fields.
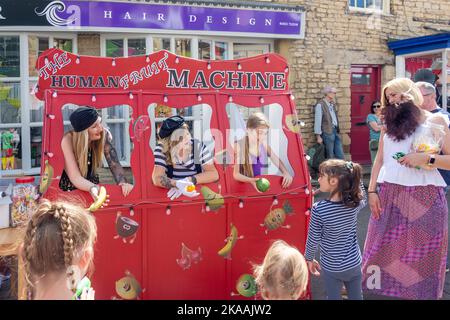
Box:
left=309, top=178, right=450, bottom=300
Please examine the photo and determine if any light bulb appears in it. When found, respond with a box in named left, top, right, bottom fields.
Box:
left=166, top=206, right=171, bottom=215
left=239, top=200, right=244, bottom=209
left=163, top=95, right=168, bottom=103
left=112, top=58, right=116, bottom=66
left=52, top=91, right=57, bottom=98
left=76, top=56, right=80, bottom=64
left=146, top=55, right=150, bottom=63
left=228, top=96, right=233, bottom=103
left=91, top=95, right=96, bottom=102
left=129, top=92, right=134, bottom=99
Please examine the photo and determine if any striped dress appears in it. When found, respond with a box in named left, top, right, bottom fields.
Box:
left=305, top=185, right=367, bottom=273
left=154, top=139, right=213, bottom=179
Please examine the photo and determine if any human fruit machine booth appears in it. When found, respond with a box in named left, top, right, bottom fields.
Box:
left=34, top=48, right=313, bottom=299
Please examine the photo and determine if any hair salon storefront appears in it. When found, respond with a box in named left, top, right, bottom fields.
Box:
left=0, top=0, right=305, bottom=179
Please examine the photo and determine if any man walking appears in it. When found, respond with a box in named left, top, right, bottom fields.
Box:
left=314, top=86, right=344, bottom=159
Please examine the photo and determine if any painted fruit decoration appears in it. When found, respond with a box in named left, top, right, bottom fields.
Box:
left=261, top=200, right=294, bottom=234
left=115, top=271, right=143, bottom=300
left=236, top=274, right=258, bottom=298
left=218, top=223, right=242, bottom=259
left=39, top=160, right=54, bottom=194
left=256, top=178, right=270, bottom=192
left=285, top=114, right=301, bottom=133
left=114, top=211, right=139, bottom=244
left=176, top=243, right=202, bottom=270
left=201, top=186, right=224, bottom=211
left=132, top=115, right=150, bottom=142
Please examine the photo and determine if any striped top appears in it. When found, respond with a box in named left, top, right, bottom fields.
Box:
left=305, top=184, right=367, bottom=272
left=154, top=139, right=213, bottom=179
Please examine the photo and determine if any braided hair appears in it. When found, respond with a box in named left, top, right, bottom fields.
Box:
left=21, top=199, right=97, bottom=299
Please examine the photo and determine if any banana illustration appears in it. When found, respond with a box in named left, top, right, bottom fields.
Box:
left=39, top=160, right=54, bottom=194
left=285, top=114, right=301, bottom=133
left=88, top=186, right=108, bottom=212
left=218, top=224, right=239, bottom=259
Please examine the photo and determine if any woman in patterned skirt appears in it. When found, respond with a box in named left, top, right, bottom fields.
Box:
left=363, top=78, right=449, bottom=299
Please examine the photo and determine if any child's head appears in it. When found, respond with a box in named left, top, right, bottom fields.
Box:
left=253, top=240, right=308, bottom=300
left=246, top=112, right=270, bottom=144
left=21, top=199, right=97, bottom=298
left=318, top=159, right=363, bottom=208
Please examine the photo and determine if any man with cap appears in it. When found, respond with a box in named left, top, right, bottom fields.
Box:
left=314, top=86, right=345, bottom=160
left=59, top=106, right=133, bottom=199
left=152, top=115, right=219, bottom=200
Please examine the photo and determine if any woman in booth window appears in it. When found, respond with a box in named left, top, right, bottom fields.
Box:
left=233, top=112, right=293, bottom=192
left=59, top=106, right=133, bottom=200
left=152, top=115, right=219, bottom=200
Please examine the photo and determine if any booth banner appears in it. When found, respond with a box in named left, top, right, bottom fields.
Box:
left=0, top=0, right=305, bottom=38
left=35, top=48, right=290, bottom=100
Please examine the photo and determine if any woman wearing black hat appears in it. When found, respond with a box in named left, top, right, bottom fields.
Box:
left=152, top=115, right=219, bottom=200
left=59, top=106, right=133, bottom=199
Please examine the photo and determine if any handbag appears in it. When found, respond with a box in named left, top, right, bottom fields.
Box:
left=369, top=140, right=379, bottom=151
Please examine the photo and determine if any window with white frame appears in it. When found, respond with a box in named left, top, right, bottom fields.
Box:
left=348, top=0, right=389, bottom=13
left=0, top=33, right=76, bottom=176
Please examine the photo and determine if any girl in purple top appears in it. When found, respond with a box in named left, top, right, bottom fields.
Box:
left=233, top=112, right=293, bottom=192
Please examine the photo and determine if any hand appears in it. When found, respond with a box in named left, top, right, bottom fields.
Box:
left=250, top=180, right=263, bottom=193
left=317, top=136, right=323, bottom=144
left=281, top=173, right=293, bottom=188
left=167, top=187, right=182, bottom=200
left=119, top=182, right=133, bottom=197
left=368, top=192, right=382, bottom=220
left=398, top=153, right=429, bottom=169
left=176, top=178, right=200, bottom=198
left=79, top=287, right=95, bottom=300
left=307, top=260, right=321, bottom=276
left=89, top=185, right=99, bottom=201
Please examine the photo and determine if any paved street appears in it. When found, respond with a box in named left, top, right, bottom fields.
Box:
left=310, top=187, right=450, bottom=300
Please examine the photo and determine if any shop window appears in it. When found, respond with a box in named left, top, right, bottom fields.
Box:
left=128, top=39, right=146, bottom=56
left=0, top=127, right=21, bottom=171
left=215, top=42, right=227, bottom=60
left=175, top=39, right=191, bottom=57
left=0, top=81, right=20, bottom=123
left=30, top=127, right=42, bottom=168
left=147, top=103, right=215, bottom=156
left=153, top=38, right=171, bottom=52
left=199, top=40, right=212, bottom=60
left=28, top=36, right=49, bottom=77
left=106, top=39, right=124, bottom=57
left=61, top=104, right=134, bottom=186
left=53, top=38, right=73, bottom=53
left=348, top=0, right=387, bottom=12
left=351, top=74, right=371, bottom=85
left=0, top=36, right=20, bottom=77
left=226, top=103, right=293, bottom=177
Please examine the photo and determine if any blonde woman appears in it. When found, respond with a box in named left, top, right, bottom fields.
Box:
left=363, top=78, right=449, bottom=299
left=59, top=106, right=133, bottom=199
left=253, top=240, right=308, bottom=300
left=152, top=115, right=219, bottom=200
left=233, top=112, right=293, bottom=192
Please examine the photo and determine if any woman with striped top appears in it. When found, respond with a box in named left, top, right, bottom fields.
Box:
left=305, top=159, right=367, bottom=300
left=152, top=115, right=219, bottom=200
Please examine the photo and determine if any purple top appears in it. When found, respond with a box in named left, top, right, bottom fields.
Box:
left=250, top=144, right=268, bottom=177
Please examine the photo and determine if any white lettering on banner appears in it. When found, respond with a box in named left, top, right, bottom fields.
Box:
left=249, top=18, right=256, bottom=26
left=265, top=19, right=272, bottom=26
left=206, top=16, right=213, bottom=23
left=222, top=17, right=227, bottom=24
left=39, top=52, right=72, bottom=80
left=104, top=10, right=112, bottom=19
left=189, top=15, right=197, bottom=22
left=142, top=12, right=147, bottom=20
left=124, top=12, right=132, bottom=20
left=158, top=13, right=165, bottom=21
left=0, top=6, right=6, bottom=20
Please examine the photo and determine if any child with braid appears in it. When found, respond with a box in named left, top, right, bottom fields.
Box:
left=20, top=199, right=97, bottom=300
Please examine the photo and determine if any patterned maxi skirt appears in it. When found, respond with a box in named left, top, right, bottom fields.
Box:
left=362, top=182, right=448, bottom=299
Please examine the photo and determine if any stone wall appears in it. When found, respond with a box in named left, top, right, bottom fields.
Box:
left=274, top=0, right=450, bottom=155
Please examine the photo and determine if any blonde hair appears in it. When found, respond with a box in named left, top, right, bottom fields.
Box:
left=158, top=123, right=191, bottom=166
left=239, top=112, right=270, bottom=177
left=21, top=199, right=97, bottom=299
left=381, top=78, right=423, bottom=108
left=68, top=128, right=105, bottom=177
left=253, top=240, right=308, bottom=300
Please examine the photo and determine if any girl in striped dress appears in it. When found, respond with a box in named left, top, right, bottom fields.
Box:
left=305, top=159, right=367, bottom=300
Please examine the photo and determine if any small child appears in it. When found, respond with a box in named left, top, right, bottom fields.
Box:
left=305, top=159, right=367, bottom=300
left=20, top=199, right=97, bottom=300
left=253, top=240, right=309, bottom=300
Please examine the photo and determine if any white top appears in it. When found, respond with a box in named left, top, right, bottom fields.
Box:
left=377, top=124, right=446, bottom=187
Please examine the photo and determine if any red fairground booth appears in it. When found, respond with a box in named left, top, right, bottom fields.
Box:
left=34, top=48, right=312, bottom=300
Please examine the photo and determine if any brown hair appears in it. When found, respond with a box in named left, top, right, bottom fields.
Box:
left=382, top=100, right=423, bottom=141
left=21, top=199, right=97, bottom=299
left=253, top=240, right=308, bottom=300
left=319, top=159, right=363, bottom=208
left=239, top=112, right=270, bottom=177
left=158, top=123, right=191, bottom=166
